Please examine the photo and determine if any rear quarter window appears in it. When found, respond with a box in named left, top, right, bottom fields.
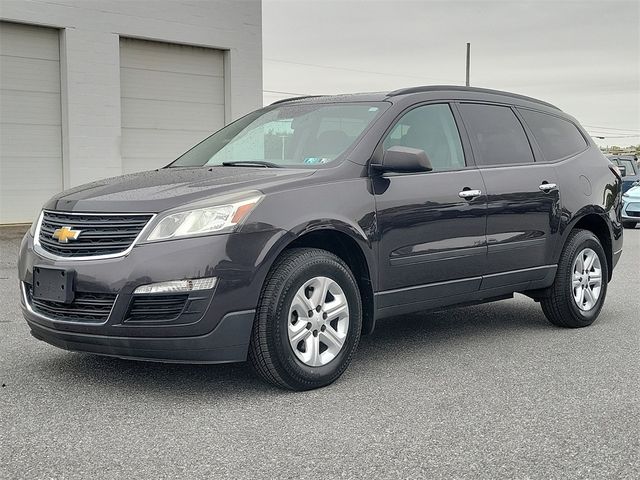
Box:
left=519, top=109, right=587, bottom=161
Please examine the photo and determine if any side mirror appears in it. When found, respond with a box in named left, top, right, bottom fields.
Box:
left=374, top=146, right=433, bottom=173
left=619, top=165, right=627, bottom=177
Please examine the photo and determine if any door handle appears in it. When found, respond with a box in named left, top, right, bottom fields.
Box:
left=539, top=182, right=558, bottom=192
left=458, top=189, right=482, bottom=199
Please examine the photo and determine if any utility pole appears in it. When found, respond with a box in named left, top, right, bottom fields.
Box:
left=465, top=42, right=471, bottom=87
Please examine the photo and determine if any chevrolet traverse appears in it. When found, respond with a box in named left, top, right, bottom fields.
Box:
left=18, top=86, right=624, bottom=390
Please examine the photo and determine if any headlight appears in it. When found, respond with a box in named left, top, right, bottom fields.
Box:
left=29, top=211, right=43, bottom=237
left=146, top=192, right=263, bottom=241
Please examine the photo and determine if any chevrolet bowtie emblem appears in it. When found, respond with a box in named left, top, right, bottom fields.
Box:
left=52, top=226, right=82, bottom=243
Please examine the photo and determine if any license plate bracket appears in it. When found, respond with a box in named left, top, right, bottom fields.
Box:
left=32, top=266, right=75, bottom=303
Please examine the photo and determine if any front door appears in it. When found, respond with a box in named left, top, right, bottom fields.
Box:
left=374, top=103, right=487, bottom=310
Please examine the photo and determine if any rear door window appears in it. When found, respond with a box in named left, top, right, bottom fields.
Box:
left=519, top=109, right=587, bottom=161
left=458, top=103, right=534, bottom=166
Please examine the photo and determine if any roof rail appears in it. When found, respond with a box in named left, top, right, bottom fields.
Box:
left=270, top=95, right=325, bottom=105
left=386, top=85, right=560, bottom=110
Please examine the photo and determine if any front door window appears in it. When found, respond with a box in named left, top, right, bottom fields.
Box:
left=383, top=104, right=466, bottom=171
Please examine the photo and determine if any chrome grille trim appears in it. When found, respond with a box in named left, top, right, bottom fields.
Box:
left=34, top=210, right=156, bottom=261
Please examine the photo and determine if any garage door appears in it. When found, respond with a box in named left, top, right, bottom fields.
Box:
left=120, top=38, right=225, bottom=173
left=0, top=22, right=62, bottom=224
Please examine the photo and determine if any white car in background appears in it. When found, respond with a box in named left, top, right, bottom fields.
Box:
left=622, top=182, right=640, bottom=229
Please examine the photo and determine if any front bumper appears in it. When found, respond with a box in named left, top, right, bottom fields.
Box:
left=18, top=228, right=287, bottom=362
left=25, top=310, right=255, bottom=363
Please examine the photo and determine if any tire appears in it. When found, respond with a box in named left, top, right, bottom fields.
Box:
left=248, top=248, right=362, bottom=390
left=541, top=229, right=608, bottom=328
left=622, top=221, right=637, bottom=229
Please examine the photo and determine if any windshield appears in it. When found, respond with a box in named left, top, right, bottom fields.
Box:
left=169, top=102, right=387, bottom=168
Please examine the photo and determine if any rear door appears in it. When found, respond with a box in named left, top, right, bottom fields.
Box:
left=456, top=102, right=562, bottom=287
left=374, top=103, right=487, bottom=309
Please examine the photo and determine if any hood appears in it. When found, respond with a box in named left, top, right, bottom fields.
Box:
left=623, top=185, right=640, bottom=199
left=45, top=167, right=316, bottom=213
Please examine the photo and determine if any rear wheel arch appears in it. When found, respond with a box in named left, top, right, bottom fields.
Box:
left=561, top=213, right=613, bottom=281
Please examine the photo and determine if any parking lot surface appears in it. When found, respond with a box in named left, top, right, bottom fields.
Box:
left=1, top=227, right=638, bottom=479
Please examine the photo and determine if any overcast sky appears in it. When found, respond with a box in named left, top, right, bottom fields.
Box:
left=263, top=0, right=640, bottom=146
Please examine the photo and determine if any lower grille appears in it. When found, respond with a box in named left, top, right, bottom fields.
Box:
left=125, top=294, right=188, bottom=323
left=26, top=284, right=116, bottom=323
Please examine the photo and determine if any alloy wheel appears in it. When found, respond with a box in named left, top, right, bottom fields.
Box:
left=571, top=248, right=602, bottom=311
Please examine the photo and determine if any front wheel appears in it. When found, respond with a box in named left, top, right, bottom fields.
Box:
left=541, top=229, right=608, bottom=328
left=248, top=248, right=362, bottom=390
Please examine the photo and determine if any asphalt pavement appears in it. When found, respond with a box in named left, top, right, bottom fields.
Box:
left=1, top=226, right=638, bottom=479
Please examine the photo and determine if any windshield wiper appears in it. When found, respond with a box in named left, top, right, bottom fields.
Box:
left=221, top=161, right=282, bottom=168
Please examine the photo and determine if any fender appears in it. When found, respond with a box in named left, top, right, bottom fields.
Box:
left=240, top=217, right=379, bottom=336
left=259, top=217, right=377, bottom=289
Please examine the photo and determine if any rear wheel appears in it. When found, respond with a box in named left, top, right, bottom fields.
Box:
left=623, top=221, right=637, bottom=229
left=248, top=248, right=362, bottom=390
left=541, top=229, right=608, bottom=328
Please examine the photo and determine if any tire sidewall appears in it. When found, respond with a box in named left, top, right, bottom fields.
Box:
left=564, top=234, right=608, bottom=323
left=271, top=255, right=362, bottom=387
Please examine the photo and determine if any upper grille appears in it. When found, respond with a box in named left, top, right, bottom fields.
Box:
left=38, top=211, right=153, bottom=258
left=26, top=284, right=116, bottom=323
left=125, top=294, right=188, bottom=323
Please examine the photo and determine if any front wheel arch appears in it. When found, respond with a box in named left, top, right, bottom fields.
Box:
left=281, top=228, right=376, bottom=335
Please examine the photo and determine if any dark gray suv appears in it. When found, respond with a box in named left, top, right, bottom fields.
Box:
left=18, top=86, right=624, bottom=390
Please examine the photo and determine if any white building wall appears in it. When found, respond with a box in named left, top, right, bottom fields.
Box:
left=0, top=0, right=262, bottom=194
